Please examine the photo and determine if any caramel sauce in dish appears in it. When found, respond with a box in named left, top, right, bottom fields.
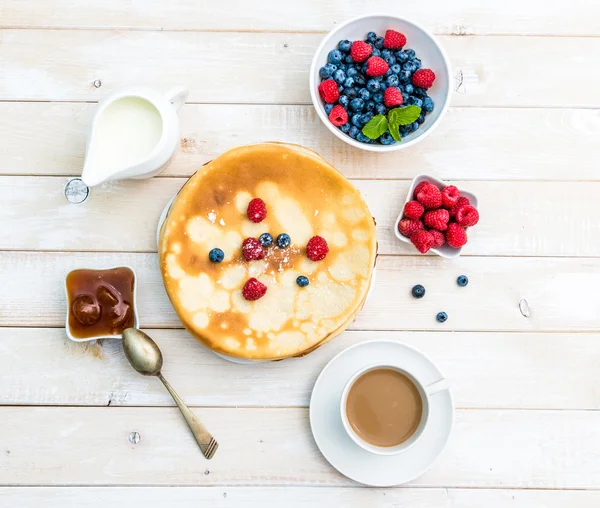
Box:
left=346, top=368, right=423, bottom=447
left=66, top=267, right=136, bottom=339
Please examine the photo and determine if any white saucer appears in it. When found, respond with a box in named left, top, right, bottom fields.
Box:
left=309, top=340, right=453, bottom=486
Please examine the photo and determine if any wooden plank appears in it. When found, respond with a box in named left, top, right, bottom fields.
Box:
left=1, top=486, right=599, bottom=508
left=1, top=0, right=597, bottom=36
left=0, top=407, right=599, bottom=487
left=3, top=177, right=599, bottom=257
left=3, top=103, right=600, bottom=182
left=2, top=328, right=599, bottom=410
left=1, top=252, right=598, bottom=331
left=2, top=30, right=600, bottom=106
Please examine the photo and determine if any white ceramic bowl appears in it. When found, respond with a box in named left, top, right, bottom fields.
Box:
left=394, top=174, right=478, bottom=258
left=309, top=14, right=452, bottom=152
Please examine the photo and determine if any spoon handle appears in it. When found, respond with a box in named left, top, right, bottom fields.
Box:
left=158, top=373, right=219, bottom=459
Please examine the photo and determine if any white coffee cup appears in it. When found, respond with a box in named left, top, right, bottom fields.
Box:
left=340, top=364, right=450, bottom=455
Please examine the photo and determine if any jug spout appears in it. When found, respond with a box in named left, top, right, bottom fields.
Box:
left=81, top=163, right=112, bottom=187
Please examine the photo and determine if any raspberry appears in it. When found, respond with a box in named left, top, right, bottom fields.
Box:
left=306, top=235, right=329, bottom=261
left=350, top=40, right=372, bottom=63
left=456, top=205, right=479, bottom=227
left=366, top=56, right=389, bottom=77
left=383, top=86, right=403, bottom=107
left=429, top=229, right=446, bottom=248
left=416, top=183, right=442, bottom=209
left=446, top=223, right=468, bottom=248
left=242, top=278, right=267, bottom=301
left=318, top=79, right=340, bottom=104
left=242, top=237, right=265, bottom=261
left=412, top=69, right=436, bottom=89
left=441, top=185, right=460, bottom=209
left=413, top=181, right=434, bottom=198
left=383, top=29, right=407, bottom=50
left=410, top=230, right=434, bottom=254
left=398, top=218, right=423, bottom=238
left=329, top=104, right=348, bottom=126
left=246, top=197, right=267, bottom=223
left=403, top=200, right=424, bottom=220
left=424, top=209, right=450, bottom=231
left=448, top=196, right=471, bottom=218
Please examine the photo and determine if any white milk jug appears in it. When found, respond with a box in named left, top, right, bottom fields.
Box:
left=81, top=86, right=188, bottom=187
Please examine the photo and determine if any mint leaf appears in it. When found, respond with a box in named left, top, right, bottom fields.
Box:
left=388, top=105, right=422, bottom=126
left=362, top=115, right=388, bottom=139
left=388, top=121, right=402, bottom=142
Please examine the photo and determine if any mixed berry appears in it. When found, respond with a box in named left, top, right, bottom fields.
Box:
left=398, top=181, right=480, bottom=254
left=318, top=29, right=436, bottom=145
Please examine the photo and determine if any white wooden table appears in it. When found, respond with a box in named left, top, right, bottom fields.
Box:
left=1, top=1, right=600, bottom=506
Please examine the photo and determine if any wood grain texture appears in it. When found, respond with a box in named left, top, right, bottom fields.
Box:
left=0, top=407, right=599, bottom=488
left=1, top=486, right=599, bottom=508
left=1, top=0, right=597, bottom=36
left=1, top=252, right=598, bottom=331
left=3, top=103, right=600, bottom=181
left=2, top=30, right=600, bottom=106
left=3, top=177, right=600, bottom=257
left=3, top=328, right=599, bottom=410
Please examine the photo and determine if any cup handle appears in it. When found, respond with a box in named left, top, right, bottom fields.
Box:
left=165, top=86, right=188, bottom=112
left=426, top=378, right=451, bottom=396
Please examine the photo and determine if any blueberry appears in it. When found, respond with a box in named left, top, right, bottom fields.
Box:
left=276, top=233, right=291, bottom=248
left=436, top=311, right=448, bottom=323
left=412, top=97, right=423, bottom=108
left=374, top=36, right=384, bottom=49
left=338, top=95, right=349, bottom=108
left=405, top=48, right=416, bottom=58
left=259, top=233, right=273, bottom=247
left=345, top=87, right=358, bottom=99
left=457, top=275, right=469, bottom=287
left=361, top=112, right=374, bottom=124
left=365, top=100, right=375, bottom=111
left=339, top=39, right=352, bottom=53
left=367, top=31, right=377, bottom=43
left=391, top=63, right=401, bottom=74
left=402, top=61, right=416, bottom=73
left=380, top=83, right=387, bottom=92
left=375, top=103, right=387, bottom=115
left=423, top=96, right=434, bottom=112
left=344, top=76, right=355, bottom=88
left=209, top=248, right=224, bottom=263
left=412, top=57, right=422, bottom=70
left=402, top=93, right=410, bottom=104
left=414, top=87, right=427, bottom=97
left=356, top=132, right=371, bottom=143
left=400, top=126, right=410, bottom=137
left=404, top=83, right=414, bottom=94
left=371, top=48, right=381, bottom=58
left=366, top=79, right=381, bottom=93
left=348, top=126, right=360, bottom=139
left=386, top=74, right=399, bottom=87
left=410, top=121, right=419, bottom=132
left=340, top=122, right=351, bottom=133
left=417, top=112, right=426, bottom=124
left=384, top=67, right=393, bottom=77
left=319, top=63, right=336, bottom=79
left=328, top=49, right=343, bottom=64
left=351, top=113, right=363, bottom=127
left=296, top=275, right=310, bottom=287
left=346, top=67, right=358, bottom=78
left=324, top=103, right=334, bottom=114
left=360, top=62, right=368, bottom=74
left=381, top=49, right=393, bottom=60
left=383, top=55, right=396, bottom=66
left=358, top=88, right=371, bottom=101
left=349, top=98, right=365, bottom=112
left=333, top=69, right=346, bottom=84
left=399, top=70, right=411, bottom=82
left=411, top=284, right=425, bottom=298
left=354, top=74, right=366, bottom=87
left=344, top=54, right=354, bottom=64
left=372, top=91, right=384, bottom=103
left=338, top=63, right=347, bottom=72
left=337, top=86, right=344, bottom=94
left=380, top=131, right=395, bottom=145
left=396, top=50, right=409, bottom=63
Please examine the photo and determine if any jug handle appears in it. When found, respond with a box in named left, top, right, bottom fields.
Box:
left=165, top=86, right=188, bottom=112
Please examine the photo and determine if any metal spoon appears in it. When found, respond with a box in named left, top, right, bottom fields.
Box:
left=122, top=328, right=218, bottom=459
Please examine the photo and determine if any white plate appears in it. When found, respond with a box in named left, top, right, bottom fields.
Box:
left=309, top=340, right=453, bottom=486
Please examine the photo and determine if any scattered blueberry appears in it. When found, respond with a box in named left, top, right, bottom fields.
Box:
left=328, top=49, right=343, bottom=64
left=374, top=36, right=384, bottom=49
left=405, top=49, right=416, bottom=58
left=349, top=98, right=365, bottom=112
left=383, top=54, right=396, bottom=66
left=371, top=48, right=381, bottom=57
left=351, top=113, right=363, bottom=127
left=209, top=248, right=224, bottom=263
left=339, top=39, right=352, bottom=52
left=404, top=83, right=414, bottom=94
left=358, top=88, right=371, bottom=101
left=457, top=275, right=469, bottom=287
left=324, top=103, right=334, bottom=114
left=348, top=126, right=360, bottom=139
left=380, top=131, right=395, bottom=145
left=380, top=83, right=387, bottom=92
left=343, top=76, right=355, bottom=88
left=372, top=92, right=383, bottom=103
left=409, top=121, right=419, bottom=132
left=365, top=100, right=375, bottom=111
left=423, top=97, right=434, bottom=112
left=344, top=54, right=354, bottom=64
left=386, top=74, right=399, bottom=87
left=417, top=112, right=426, bottom=124
left=436, top=312, right=448, bottom=323
left=396, top=50, right=409, bottom=63
left=412, top=285, right=425, bottom=298
left=259, top=233, right=273, bottom=247
left=333, top=69, right=346, bottom=84
left=346, top=67, right=358, bottom=78
left=412, top=97, right=423, bottom=108
left=340, top=123, right=351, bottom=133
left=345, top=87, right=358, bottom=99
left=391, top=63, right=401, bottom=74
left=276, top=233, right=291, bottom=248
left=402, top=61, right=416, bottom=73
left=296, top=275, right=309, bottom=287
left=412, top=57, right=422, bottom=69
left=356, top=132, right=371, bottom=143
left=367, top=31, right=377, bottom=43
left=354, top=74, right=366, bottom=87
left=361, top=112, right=374, bottom=125
left=338, top=95, right=349, bottom=108
left=338, top=63, right=347, bottom=72
left=400, top=126, right=410, bottom=137
left=414, top=87, right=427, bottom=97
left=366, top=79, right=381, bottom=93
left=399, top=70, right=411, bottom=82
left=375, top=103, right=388, bottom=115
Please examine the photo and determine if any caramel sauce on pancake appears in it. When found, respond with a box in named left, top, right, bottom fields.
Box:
left=159, top=143, right=377, bottom=360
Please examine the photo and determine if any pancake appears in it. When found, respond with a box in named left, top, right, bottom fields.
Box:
left=158, top=143, right=377, bottom=360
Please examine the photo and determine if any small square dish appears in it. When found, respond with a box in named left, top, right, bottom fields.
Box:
left=394, top=174, right=478, bottom=258
left=65, top=266, right=139, bottom=342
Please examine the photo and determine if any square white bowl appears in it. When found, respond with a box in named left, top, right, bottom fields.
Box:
left=65, top=265, right=139, bottom=342
left=394, top=175, right=478, bottom=258
left=309, top=14, right=452, bottom=152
